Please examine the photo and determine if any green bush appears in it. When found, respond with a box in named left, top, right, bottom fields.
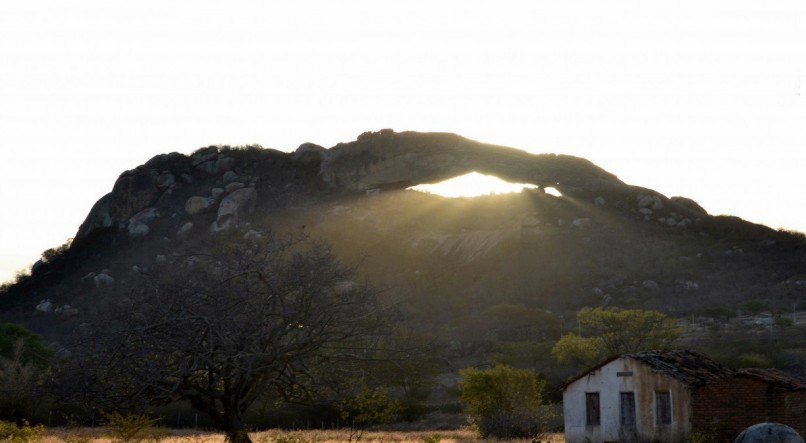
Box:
left=337, top=385, right=400, bottom=428
left=0, top=420, right=45, bottom=442
left=0, top=325, right=54, bottom=423
left=103, top=412, right=165, bottom=442
left=459, top=364, right=553, bottom=438
left=551, top=333, right=603, bottom=369
left=420, top=434, right=442, bottom=443
left=0, top=323, right=52, bottom=367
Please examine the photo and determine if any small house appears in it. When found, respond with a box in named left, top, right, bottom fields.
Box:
left=562, top=349, right=806, bottom=443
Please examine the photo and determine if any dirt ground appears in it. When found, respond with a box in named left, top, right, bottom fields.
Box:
left=40, top=427, right=565, bottom=443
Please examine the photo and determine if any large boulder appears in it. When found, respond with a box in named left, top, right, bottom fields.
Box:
left=75, top=167, right=165, bottom=243
left=225, top=182, right=244, bottom=193
left=108, top=169, right=162, bottom=221
left=216, top=156, right=235, bottom=173
left=734, top=423, right=803, bottom=443
left=637, top=194, right=664, bottom=211
left=128, top=207, right=158, bottom=225
left=127, top=223, right=150, bottom=237
left=211, top=188, right=225, bottom=201
left=93, top=272, right=114, bottom=287
left=76, top=194, right=113, bottom=238
left=176, top=222, right=194, bottom=239
left=197, top=160, right=217, bottom=175
left=222, top=171, right=238, bottom=183
left=212, top=187, right=257, bottom=231
left=671, top=196, right=708, bottom=215
left=191, top=149, right=218, bottom=166
left=155, top=172, right=175, bottom=190
left=127, top=207, right=159, bottom=238
left=185, top=196, right=214, bottom=215
left=294, top=142, right=326, bottom=165
left=35, top=299, right=52, bottom=313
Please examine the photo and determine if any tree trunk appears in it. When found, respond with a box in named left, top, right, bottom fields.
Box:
left=224, top=428, right=252, bottom=443
left=223, top=414, right=252, bottom=443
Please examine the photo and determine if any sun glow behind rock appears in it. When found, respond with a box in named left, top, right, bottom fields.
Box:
left=410, top=172, right=538, bottom=198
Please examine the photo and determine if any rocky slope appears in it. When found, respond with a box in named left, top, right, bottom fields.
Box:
left=2, top=130, right=805, bottom=348
left=73, top=130, right=707, bottom=245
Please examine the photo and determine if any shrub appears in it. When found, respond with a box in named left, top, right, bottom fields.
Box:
left=104, top=412, right=163, bottom=442
left=0, top=325, right=54, bottom=423
left=458, top=364, right=553, bottom=438
left=0, top=420, right=45, bottom=442
left=421, top=434, right=442, bottom=443
left=0, top=324, right=52, bottom=367
left=551, top=334, right=602, bottom=369
left=337, top=385, right=400, bottom=428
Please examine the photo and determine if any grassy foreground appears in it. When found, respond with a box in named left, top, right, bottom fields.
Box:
left=39, top=428, right=565, bottom=443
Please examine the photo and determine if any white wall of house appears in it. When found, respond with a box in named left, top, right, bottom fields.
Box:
left=563, top=357, right=692, bottom=443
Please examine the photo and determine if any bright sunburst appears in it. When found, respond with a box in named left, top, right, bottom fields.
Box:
left=410, top=172, right=538, bottom=198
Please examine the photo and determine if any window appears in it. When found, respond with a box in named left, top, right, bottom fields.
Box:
left=586, top=392, right=601, bottom=426
left=655, top=391, right=672, bottom=425
left=620, top=392, right=636, bottom=426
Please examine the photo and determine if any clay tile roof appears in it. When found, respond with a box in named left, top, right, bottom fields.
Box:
left=736, top=368, right=806, bottom=391
left=561, top=349, right=806, bottom=391
left=561, top=349, right=734, bottom=389
left=626, top=349, right=735, bottom=387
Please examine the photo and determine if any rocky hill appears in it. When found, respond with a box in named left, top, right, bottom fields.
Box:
left=1, top=130, right=805, bottom=366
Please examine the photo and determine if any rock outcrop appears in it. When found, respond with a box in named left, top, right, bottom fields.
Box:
left=127, top=207, right=159, bottom=238
left=317, top=131, right=707, bottom=224
left=185, top=196, right=214, bottom=215
left=75, top=153, right=188, bottom=243
left=74, top=130, right=712, bottom=244
left=212, top=187, right=257, bottom=231
left=5, top=129, right=805, bottom=377
left=319, top=131, right=622, bottom=197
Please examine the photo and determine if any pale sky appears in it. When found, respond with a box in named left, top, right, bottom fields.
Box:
left=1, top=0, right=805, bottom=283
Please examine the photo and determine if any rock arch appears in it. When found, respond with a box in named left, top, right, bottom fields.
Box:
left=319, top=131, right=627, bottom=201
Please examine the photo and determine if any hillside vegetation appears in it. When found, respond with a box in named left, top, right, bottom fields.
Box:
left=1, top=130, right=804, bottom=431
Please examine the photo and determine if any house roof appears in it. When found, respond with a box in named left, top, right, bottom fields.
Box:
left=736, top=368, right=806, bottom=391
left=627, top=349, right=735, bottom=387
left=562, top=349, right=734, bottom=389
left=561, top=349, right=806, bottom=391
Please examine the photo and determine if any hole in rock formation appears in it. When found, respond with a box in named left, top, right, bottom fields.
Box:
left=409, top=172, right=538, bottom=198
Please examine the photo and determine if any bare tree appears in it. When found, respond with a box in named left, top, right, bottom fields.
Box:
left=67, top=233, right=384, bottom=443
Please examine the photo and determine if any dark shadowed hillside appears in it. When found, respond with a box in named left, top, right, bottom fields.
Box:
left=2, top=130, right=805, bottom=379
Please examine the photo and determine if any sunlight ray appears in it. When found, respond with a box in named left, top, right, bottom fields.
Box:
left=410, top=172, right=538, bottom=198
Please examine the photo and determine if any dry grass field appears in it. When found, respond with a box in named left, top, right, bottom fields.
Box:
left=39, top=428, right=565, bottom=443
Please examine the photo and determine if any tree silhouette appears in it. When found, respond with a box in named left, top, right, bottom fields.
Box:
left=68, top=233, right=384, bottom=443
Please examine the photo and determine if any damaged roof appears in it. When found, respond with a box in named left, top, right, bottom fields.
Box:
left=561, top=349, right=734, bottom=389
left=737, top=368, right=806, bottom=391
left=626, top=349, right=735, bottom=387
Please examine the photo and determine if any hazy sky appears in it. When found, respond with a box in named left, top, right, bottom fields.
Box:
left=1, top=1, right=805, bottom=283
